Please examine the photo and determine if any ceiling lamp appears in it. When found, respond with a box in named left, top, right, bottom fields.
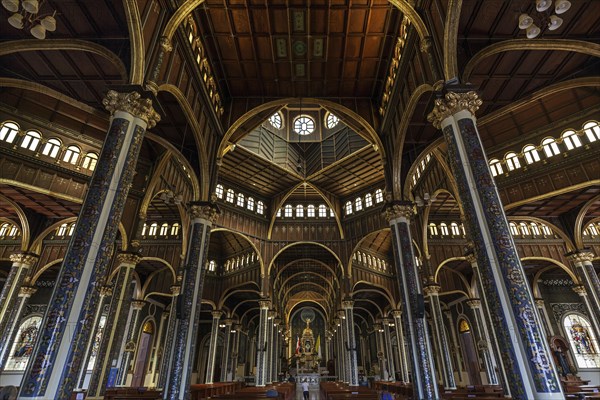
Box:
left=518, top=0, right=570, bottom=39
left=2, top=0, right=57, bottom=39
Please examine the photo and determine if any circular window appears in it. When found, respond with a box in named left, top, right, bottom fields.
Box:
left=268, top=112, right=283, bottom=129
left=294, top=115, right=315, bottom=136
left=325, top=112, right=339, bottom=129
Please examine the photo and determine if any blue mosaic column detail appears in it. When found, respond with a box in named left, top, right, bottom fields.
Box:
left=117, top=300, right=146, bottom=385
left=158, top=301, right=178, bottom=389
left=164, top=203, right=217, bottom=399
left=425, top=285, right=456, bottom=389
left=0, top=286, right=37, bottom=371
left=0, top=253, right=37, bottom=367
left=18, top=91, right=158, bottom=400
left=342, top=301, right=359, bottom=386
left=87, top=257, right=138, bottom=397
left=392, top=310, right=409, bottom=383
left=255, top=300, right=270, bottom=387
left=466, top=299, right=498, bottom=385
left=570, top=252, right=600, bottom=334
left=386, top=204, right=439, bottom=399
left=430, top=93, right=563, bottom=399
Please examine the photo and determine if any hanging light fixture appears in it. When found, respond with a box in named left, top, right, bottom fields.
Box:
left=2, top=0, right=57, bottom=39
left=517, top=0, right=570, bottom=39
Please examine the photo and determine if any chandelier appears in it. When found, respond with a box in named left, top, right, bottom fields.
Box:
left=2, top=0, right=57, bottom=39
left=518, top=0, right=571, bottom=39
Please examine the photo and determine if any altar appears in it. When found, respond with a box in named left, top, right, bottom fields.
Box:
left=296, top=373, right=320, bottom=390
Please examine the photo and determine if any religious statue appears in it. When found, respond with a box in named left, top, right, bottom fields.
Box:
left=302, top=318, right=315, bottom=354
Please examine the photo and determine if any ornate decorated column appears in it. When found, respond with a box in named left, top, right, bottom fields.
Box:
left=87, top=253, right=140, bottom=398
left=145, top=37, right=173, bottom=94
left=381, top=318, right=396, bottom=382
left=428, top=89, right=562, bottom=399
left=18, top=90, right=159, bottom=400
left=466, top=299, right=498, bottom=385
left=117, top=299, right=147, bottom=385
left=572, top=286, right=600, bottom=340
left=391, top=310, right=409, bottom=383
left=374, top=323, right=386, bottom=380
left=384, top=202, right=439, bottom=399
left=444, top=310, right=463, bottom=385
left=255, top=300, right=270, bottom=387
left=266, top=311, right=275, bottom=384
left=163, top=202, right=218, bottom=398
left=204, top=311, right=222, bottom=384
left=334, top=317, right=344, bottom=382
left=337, top=311, right=349, bottom=383
left=273, top=318, right=281, bottom=382
left=77, top=284, right=112, bottom=389
left=342, top=300, right=359, bottom=386
left=0, top=253, right=38, bottom=367
left=149, top=310, right=168, bottom=387
left=220, top=319, right=233, bottom=382
left=158, top=285, right=180, bottom=389
left=0, top=285, right=37, bottom=371
left=424, top=283, right=456, bottom=389
left=535, top=299, right=555, bottom=338
left=568, top=252, right=600, bottom=331
left=230, top=323, right=241, bottom=381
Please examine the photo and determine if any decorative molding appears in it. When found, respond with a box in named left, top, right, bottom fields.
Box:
left=550, top=302, right=586, bottom=324
left=116, top=252, right=141, bottom=265
left=427, top=91, right=482, bottom=129
left=102, top=90, right=161, bottom=129
left=19, top=286, right=37, bottom=297
left=383, top=202, right=413, bottom=222
left=9, top=252, right=38, bottom=266
left=189, top=202, right=220, bottom=223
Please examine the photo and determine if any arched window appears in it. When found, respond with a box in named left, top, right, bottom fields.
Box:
left=42, top=138, right=62, bottom=158
left=0, top=223, right=10, bottom=237
left=345, top=201, right=353, bottom=215
left=509, top=222, right=519, bottom=235
left=269, top=112, right=283, bottom=129
left=505, top=152, right=521, bottom=171
left=257, top=201, right=265, bottom=214
left=318, top=204, right=327, bottom=218
left=330, top=208, right=335, bottom=218
left=141, top=223, right=148, bottom=236
left=355, top=197, right=363, bottom=211
left=562, top=130, right=582, bottom=150
left=489, top=158, right=503, bottom=176
left=21, top=130, right=41, bottom=151
left=0, top=121, right=19, bottom=143
left=325, top=112, right=340, bottom=129
left=439, top=223, right=449, bottom=236
left=215, top=184, right=224, bottom=199
left=563, top=314, right=600, bottom=369
left=5, top=316, right=42, bottom=371
left=171, top=223, right=180, bottom=236
left=428, top=223, right=438, bottom=236
left=584, top=121, right=600, bottom=143
left=63, top=145, right=81, bottom=164
left=236, top=193, right=245, bottom=207
left=584, top=223, right=598, bottom=236
left=81, top=152, right=99, bottom=171
left=148, top=222, right=158, bottom=236
left=530, top=222, right=540, bottom=236
left=247, top=197, right=255, bottom=211
left=159, top=223, right=169, bottom=236
left=296, top=204, right=304, bottom=218
left=67, top=223, right=75, bottom=236
left=365, top=193, right=373, bottom=207
left=450, top=222, right=461, bottom=236
left=226, top=189, right=235, bottom=203
left=540, top=224, right=552, bottom=236
left=523, top=145, right=540, bottom=164
left=375, top=189, right=384, bottom=203
left=307, top=204, right=315, bottom=217
left=284, top=204, right=293, bottom=218
left=519, top=222, right=530, bottom=235
left=541, top=138, right=560, bottom=158
left=276, top=208, right=281, bottom=217
left=209, top=260, right=216, bottom=272
left=57, top=223, right=69, bottom=236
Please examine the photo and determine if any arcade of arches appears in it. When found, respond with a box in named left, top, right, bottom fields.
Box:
left=0, top=1, right=599, bottom=400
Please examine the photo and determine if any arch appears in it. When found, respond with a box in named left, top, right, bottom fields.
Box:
left=351, top=284, right=395, bottom=311
left=139, top=258, right=177, bottom=293
left=123, top=0, right=144, bottom=85
left=0, top=193, right=29, bottom=251
left=157, top=84, right=210, bottom=200
left=218, top=289, right=261, bottom=310
left=387, top=0, right=430, bottom=42
left=273, top=259, right=339, bottom=293
left=574, top=194, right=600, bottom=249
left=31, top=259, right=63, bottom=284
left=523, top=257, right=578, bottom=284
left=506, top=216, right=575, bottom=252
left=347, top=228, right=391, bottom=278
left=443, top=0, right=463, bottom=80
left=161, top=0, right=206, bottom=42
left=211, top=228, right=264, bottom=274
left=30, top=217, right=78, bottom=255
left=268, top=241, right=343, bottom=278
left=278, top=272, right=335, bottom=296
left=267, top=181, right=344, bottom=240
left=505, top=181, right=600, bottom=211
left=463, top=39, right=600, bottom=82
left=433, top=260, right=473, bottom=296
left=0, top=39, right=128, bottom=81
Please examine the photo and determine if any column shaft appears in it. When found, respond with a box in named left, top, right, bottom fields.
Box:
left=571, top=252, right=600, bottom=334
left=18, top=91, right=159, bottom=400
left=0, top=286, right=37, bottom=371
left=204, top=312, right=222, bottom=384
left=342, top=302, right=359, bottom=386
left=382, top=319, right=396, bottom=382
left=392, top=311, right=409, bottom=383
left=467, top=300, right=498, bottom=386
left=117, top=300, right=145, bottom=385
left=158, top=300, right=178, bottom=389
left=220, top=320, right=233, bottom=382
left=255, top=301, right=270, bottom=387
left=425, top=286, right=456, bottom=389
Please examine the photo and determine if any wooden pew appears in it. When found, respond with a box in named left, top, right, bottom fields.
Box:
left=104, top=387, right=162, bottom=400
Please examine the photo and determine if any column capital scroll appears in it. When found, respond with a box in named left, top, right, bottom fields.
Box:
left=10, top=252, right=39, bottom=266
left=131, top=300, right=146, bottom=310
left=19, top=285, right=37, bottom=297
left=427, top=90, right=482, bottom=129
left=423, top=283, right=441, bottom=295
left=383, top=201, right=414, bottom=223
left=572, top=285, right=587, bottom=296
left=188, top=202, right=220, bottom=223
left=466, top=299, right=481, bottom=309
left=211, top=310, right=223, bottom=319
left=534, top=299, right=546, bottom=308
left=170, top=284, right=181, bottom=296
left=259, top=299, right=271, bottom=310
left=223, top=318, right=233, bottom=326
left=116, top=252, right=141, bottom=265
left=100, top=285, right=113, bottom=297
left=103, top=90, right=161, bottom=129
left=342, top=299, right=354, bottom=309
left=566, top=251, right=595, bottom=264
left=392, top=309, right=402, bottom=318
left=159, top=36, right=173, bottom=52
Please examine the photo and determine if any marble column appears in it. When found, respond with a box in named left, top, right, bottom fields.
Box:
left=342, top=301, right=359, bottom=386
left=117, top=300, right=146, bottom=385
left=255, top=300, right=270, bottom=387
left=572, top=286, right=600, bottom=341
left=535, top=299, right=555, bottom=338
left=273, top=318, right=281, bottom=382
left=164, top=202, right=218, bottom=399
left=18, top=90, right=159, bottom=400
left=428, top=90, right=563, bottom=399
left=0, top=285, right=37, bottom=371
left=220, top=319, right=233, bottom=382
left=230, top=323, right=241, bottom=381
left=444, top=310, right=464, bottom=385
left=466, top=299, right=498, bottom=385
left=424, top=283, right=456, bottom=389
left=87, top=253, right=140, bottom=398
left=0, top=253, right=38, bottom=368
left=569, top=252, right=600, bottom=332
left=382, top=318, right=396, bottom=382
left=391, top=310, right=409, bottom=383
left=337, top=311, right=348, bottom=383
left=374, top=323, right=386, bottom=380
left=334, top=318, right=344, bottom=381
left=158, top=286, right=180, bottom=389
left=205, top=311, right=222, bottom=384
left=266, top=311, right=275, bottom=384
left=385, top=202, right=439, bottom=399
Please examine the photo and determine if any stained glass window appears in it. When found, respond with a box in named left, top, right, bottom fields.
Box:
left=563, top=314, right=600, bottom=369
left=6, top=316, right=42, bottom=370
left=294, top=115, right=315, bottom=136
